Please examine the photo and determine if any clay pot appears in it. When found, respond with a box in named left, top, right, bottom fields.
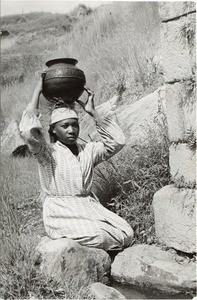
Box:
left=42, top=58, right=86, bottom=103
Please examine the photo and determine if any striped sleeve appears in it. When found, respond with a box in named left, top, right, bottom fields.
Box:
left=19, top=105, right=51, bottom=161
left=91, top=113, right=126, bottom=166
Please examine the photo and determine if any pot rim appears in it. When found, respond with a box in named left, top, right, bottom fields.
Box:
left=45, top=58, right=78, bottom=67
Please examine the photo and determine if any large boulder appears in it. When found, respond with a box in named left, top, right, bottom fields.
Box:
left=165, top=82, right=196, bottom=143
left=89, top=282, right=126, bottom=299
left=35, top=237, right=111, bottom=287
left=1, top=120, right=28, bottom=156
left=160, top=13, right=196, bottom=82
left=111, top=244, right=196, bottom=294
left=80, top=87, right=166, bottom=145
left=153, top=185, right=196, bottom=253
left=169, top=143, right=196, bottom=187
left=159, top=2, right=196, bottom=21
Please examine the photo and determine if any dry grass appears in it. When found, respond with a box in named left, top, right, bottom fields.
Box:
left=54, top=2, right=162, bottom=104
left=93, top=112, right=171, bottom=245
left=0, top=155, right=92, bottom=299
left=1, top=2, right=162, bottom=127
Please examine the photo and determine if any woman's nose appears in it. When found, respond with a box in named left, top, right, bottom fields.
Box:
left=68, top=126, right=75, bottom=133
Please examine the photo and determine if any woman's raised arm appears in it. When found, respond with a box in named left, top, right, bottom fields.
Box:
left=19, top=74, right=50, bottom=158
left=77, top=88, right=126, bottom=166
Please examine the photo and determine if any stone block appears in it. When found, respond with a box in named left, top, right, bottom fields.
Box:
left=89, top=282, right=126, bottom=299
left=159, top=2, right=196, bottom=21
left=153, top=185, right=196, bottom=253
left=111, top=244, right=196, bottom=294
left=165, top=82, right=196, bottom=142
left=35, top=237, right=111, bottom=287
left=80, top=87, right=166, bottom=144
left=161, top=13, right=196, bottom=82
left=169, top=143, right=196, bottom=187
left=1, top=120, right=26, bottom=155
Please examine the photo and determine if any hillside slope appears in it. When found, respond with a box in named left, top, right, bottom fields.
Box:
left=1, top=2, right=162, bottom=127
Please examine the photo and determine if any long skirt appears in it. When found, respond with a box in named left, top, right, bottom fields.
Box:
left=43, top=195, right=133, bottom=251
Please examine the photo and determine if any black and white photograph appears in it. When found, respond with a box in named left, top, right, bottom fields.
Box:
left=1, top=0, right=196, bottom=299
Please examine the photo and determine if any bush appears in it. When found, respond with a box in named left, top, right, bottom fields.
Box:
left=93, top=112, right=171, bottom=245
left=0, top=155, right=91, bottom=299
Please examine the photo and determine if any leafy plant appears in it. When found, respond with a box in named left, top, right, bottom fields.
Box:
left=93, top=113, right=171, bottom=245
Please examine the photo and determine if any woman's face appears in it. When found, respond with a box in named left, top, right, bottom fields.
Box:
left=52, top=118, right=79, bottom=145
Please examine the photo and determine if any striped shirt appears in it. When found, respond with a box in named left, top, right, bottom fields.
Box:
left=19, top=107, right=133, bottom=251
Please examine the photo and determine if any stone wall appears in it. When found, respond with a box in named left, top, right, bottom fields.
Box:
left=153, top=2, right=196, bottom=253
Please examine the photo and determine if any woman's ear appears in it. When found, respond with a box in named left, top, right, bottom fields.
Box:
left=49, top=124, right=56, bottom=135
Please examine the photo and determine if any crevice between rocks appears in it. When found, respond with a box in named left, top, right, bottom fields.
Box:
left=162, top=10, right=196, bottom=23
left=166, top=78, right=195, bottom=85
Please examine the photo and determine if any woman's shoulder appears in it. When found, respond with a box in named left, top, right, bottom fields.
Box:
left=78, top=141, right=102, bottom=153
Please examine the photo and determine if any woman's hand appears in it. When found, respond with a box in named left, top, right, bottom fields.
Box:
left=77, top=87, right=96, bottom=117
left=35, top=70, right=46, bottom=93
left=28, top=71, right=45, bottom=110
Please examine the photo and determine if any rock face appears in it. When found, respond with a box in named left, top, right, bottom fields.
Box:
left=155, top=2, right=196, bottom=257
left=111, top=244, right=196, bottom=294
left=80, top=87, right=166, bottom=145
left=169, top=144, right=196, bottom=187
left=35, top=237, right=111, bottom=287
left=165, top=82, right=196, bottom=142
left=89, top=282, right=126, bottom=299
left=159, top=2, right=196, bottom=21
left=153, top=185, right=196, bottom=253
left=1, top=120, right=26, bottom=155
left=161, top=13, right=196, bottom=82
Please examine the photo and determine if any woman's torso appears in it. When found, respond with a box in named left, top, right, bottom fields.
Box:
left=37, top=141, right=95, bottom=198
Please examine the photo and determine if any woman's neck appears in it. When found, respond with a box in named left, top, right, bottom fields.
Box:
left=61, top=142, right=79, bottom=156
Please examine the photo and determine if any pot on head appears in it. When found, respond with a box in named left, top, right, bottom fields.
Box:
left=42, top=58, right=86, bottom=104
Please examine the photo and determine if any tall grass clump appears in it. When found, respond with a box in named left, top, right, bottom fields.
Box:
left=54, top=2, right=162, bottom=104
left=0, top=155, right=91, bottom=299
left=0, top=155, right=39, bottom=298
left=1, top=2, right=162, bottom=127
left=93, top=112, right=171, bottom=245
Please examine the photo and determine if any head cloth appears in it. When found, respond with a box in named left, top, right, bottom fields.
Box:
left=49, top=107, right=78, bottom=125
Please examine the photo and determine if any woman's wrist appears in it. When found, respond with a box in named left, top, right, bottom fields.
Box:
left=29, top=87, right=41, bottom=109
left=88, top=109, right=97, bottom=118
left=35, top=83, right=42, bottom=94
left=92, top=110, right=103, bottom=123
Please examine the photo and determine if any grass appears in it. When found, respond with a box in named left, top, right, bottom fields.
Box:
left=93, top=112, right=171, bottom=245
left=54, top=2, right=162, bottom=104
left=1, top=2, right=162, bottom=127
left=0, top=231, right=91, bottom=299
left=0, top=111, right=171, bottom=298
left=1, top=5, right=92, bottom=89
left=0, top=155, right=92, bottom=299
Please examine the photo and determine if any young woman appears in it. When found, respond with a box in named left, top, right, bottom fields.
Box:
left=19, top=76, right=134, bottom=252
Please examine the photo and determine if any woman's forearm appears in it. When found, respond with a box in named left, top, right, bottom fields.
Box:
left=28, top=85, right=41, bottom=110
left=28, top=77, right=43, bottom=110
left=29, top=88, right=41, bottom=109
